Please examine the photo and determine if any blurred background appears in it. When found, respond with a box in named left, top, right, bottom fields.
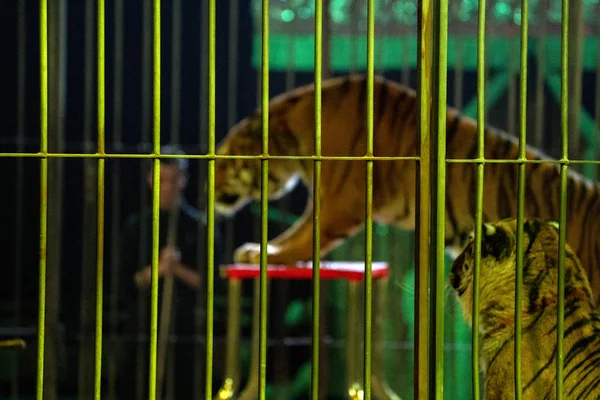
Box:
left=0, top=0, right=599, bottom=399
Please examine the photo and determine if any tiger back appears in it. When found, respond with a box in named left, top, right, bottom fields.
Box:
left=213, top=74, right=600, bottom=303
left=449, top=218, right=600, bottom=400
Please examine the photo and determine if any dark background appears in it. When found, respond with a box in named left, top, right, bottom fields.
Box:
left=0, top=0, right=599, bottom=397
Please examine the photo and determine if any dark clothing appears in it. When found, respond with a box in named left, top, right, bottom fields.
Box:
left=112, top=201, right=225, bottom=399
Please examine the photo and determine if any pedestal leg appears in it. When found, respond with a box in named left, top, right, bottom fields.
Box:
left=347, top=281, right=363, bottom=400
left=238, top=279, right=269, bottom=400
left=371, top=277, right=402, bottom=400
left=215, top=279, right=242, bottom=400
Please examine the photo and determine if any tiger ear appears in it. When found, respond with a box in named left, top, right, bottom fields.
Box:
left=547, top=220, right=560, bottom=231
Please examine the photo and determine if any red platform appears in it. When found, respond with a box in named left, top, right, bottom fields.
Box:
left=220, top=261, right=389, bottom=282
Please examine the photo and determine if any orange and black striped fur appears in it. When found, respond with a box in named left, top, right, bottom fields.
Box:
left=214, top=74, right=600, bottom=303
left=449, top=218, right=600, bottom=399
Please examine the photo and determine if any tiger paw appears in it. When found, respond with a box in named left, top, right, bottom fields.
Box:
left=233, top=243, right=280, bottom=264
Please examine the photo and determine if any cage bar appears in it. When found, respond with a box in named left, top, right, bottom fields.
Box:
left=311, top=0, right=323, bottom=398
left=155, top=2, right=184, bottom=397
left=94, top=1, right=106, bottom=398
left=195, top=1, right=209, bottom=396
left=79, top=0, right=97, bottom=394
left=107, top=0, right=124, bottom=397
left=170, top=0, right=182, bottom=143
left=148, top=0, right=162, bottom=399
left=36, top=0, right=49, bottom=398
left=364, top=0, right=375, bottom=398
left=44, top=0, right=66, bottom=397
left=13, top=0, right=27, bottom=396
left=556, top=0, right=571, bottom=397
left=567, top=0, right=583, bottom=165
left=534, top=15, right=546, bottom=149
left=596, top=41, right=600, bottom=180
left=514, top=0, right=530, bottom=398
left=205, top=0, right=217, bottom=394
left=415, top=0, right=432, bottom=397
left=591, top=38, right=600, bottom=180
left=259, top=1, right=270, bottom=398
left=225, top=0, right=239, bottom=265
left=430, top=0, right=448, bottom=397
left=136, top=0, right=153, bottom=396
left=471, top=0, right=488, bottom=397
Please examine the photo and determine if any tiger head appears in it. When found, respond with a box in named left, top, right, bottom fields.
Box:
left=449, top=218, right=592, bottom=331
left=212, top=113, right=302, bottom=216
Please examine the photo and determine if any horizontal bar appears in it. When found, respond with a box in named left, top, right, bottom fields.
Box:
left=0, top=153, right=420, bottom=161
left=5, top=153, right=600, bottom=165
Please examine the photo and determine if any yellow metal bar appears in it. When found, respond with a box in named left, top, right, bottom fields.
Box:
left=514, top=0, right=529, bottom=398
left=364, top=0, right=375, bottom=398
left=36, top=0, right=48, bottom=399
left=0, top=152, right=423, bottom=161
left=259, top=1, right=269, bottom=398
left=206, top=0, right=217, bottom=396
left=149, top=0, right=161, bottom=398
left=0, top=339, right=26, bottom=348
left=94, top=0, right=106, bottom=398
left=415, top=0, right=431, bottom=396
left=556, top=0, right=570, bottom=397
left=312, top=0, right=322, bottom=398
left=431, top=0, right=448, bottom=396
left=472, top=0, right=487, bottom=396
left=107, top=0, right=123, bottom=396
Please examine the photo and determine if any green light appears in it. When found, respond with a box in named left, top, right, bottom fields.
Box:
left=513, top=8, right=522, bottom=25
left=281, top=9, right=295, bottom=22
left=298, top=7, right=311, bottom=19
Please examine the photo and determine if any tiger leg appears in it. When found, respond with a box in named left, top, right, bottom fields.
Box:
left=233, top=206, right=362, bottom=265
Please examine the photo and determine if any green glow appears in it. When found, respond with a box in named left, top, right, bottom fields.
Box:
left=298, top=7, right=311, bottom=18
left=281, top=9, right=294, bottom=22
left=252, top=0, right=599, bottom=25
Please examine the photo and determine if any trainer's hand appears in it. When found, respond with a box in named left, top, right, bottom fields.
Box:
left=134, top=247, right=181, bottom=287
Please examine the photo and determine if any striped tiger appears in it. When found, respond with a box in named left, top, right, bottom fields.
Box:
left=214, top=74, right=600, bottom=303
left=449, top=218, right=600, bottom=399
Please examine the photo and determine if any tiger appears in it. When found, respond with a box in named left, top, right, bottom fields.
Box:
left=449, top=217, right=600, bottom=399
left=213, top=74, right=600, bottom=304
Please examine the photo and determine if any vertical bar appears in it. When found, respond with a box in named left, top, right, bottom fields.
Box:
left=45, top=1, right=66, bottom=397
left=259, top=1, right=269, bottom=398
left=507, top=39, right=517, bottom=135
left=472, top=0, right=487, bottom=397
left=148, top=0, right=161, bottom=398
left=534, top=16, right=546, bottom=149
left=349, top=0, right=359, bottom=73
left=205, top=0, right=216, bottom=397
left=107, top=0, right=123, bottom=397
left=80, top=0, right=96, bottom=395
left=595, top=38, right=600, bottom=180
left=415, top=0, right=431, bottom=396
left=13, top=0, right=27, bottom=397
left=225, top=0, right=239, bottom=262
left=322, top=0, right=331, bottom=78
left=37, top=0, right=49, bottom=398
left=170, top=0, right=182, bottom=143
left=157, top=1, right=183, bottom=394
left=454, top=36, right=463, bottom=109
left=364, top=0, right=375, bottom=398
left=430, top=0, right=448, bottom=396
left=556, top=0, right=570, bottom=397
left=311, top=0, right=322, bottom=398
left=136, top=1, right=153, bottom=397
left=94, top=0, right=106, bottom=398
left=514, top=0, right=529, bottom=398
left=567, top=0, right=583, bottom=165
left=194, top=2, right=208, bottom=396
